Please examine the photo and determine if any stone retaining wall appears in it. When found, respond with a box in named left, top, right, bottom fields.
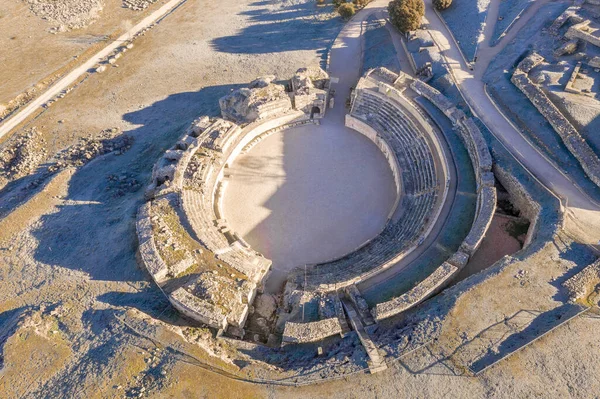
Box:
left=562, top=258, right=600, bottom=302
left=372, top=262, right=458, bottom=321
left=410, top=76, right=496, bottom=255
left=281, top=317, right=343, bottom=344
left=511, top=53, right=600, bottom=187
left=493, top=163, right=541, bottom=248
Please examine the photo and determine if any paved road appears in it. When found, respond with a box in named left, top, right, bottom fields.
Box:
left=0, top=0, right=187, bottom=141
left=424, top=0, right=600, bottom=215
left=327, top=2, right=460, bottom=292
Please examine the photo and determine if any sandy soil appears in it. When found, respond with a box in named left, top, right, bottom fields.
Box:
left=0, top=0, right=169, bottom=107
left=222, top=121, right=396, bottom=284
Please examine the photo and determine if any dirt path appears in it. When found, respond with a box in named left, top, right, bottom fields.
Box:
left=425, top=0, right=600, bottom=220
left=325, top=1, right=459, bottom=292
left=0, top=0, right=187, bottom=142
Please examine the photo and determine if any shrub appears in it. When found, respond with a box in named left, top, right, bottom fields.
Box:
left=353, top=0, right=373, bottom=8
left=333, top=0, right=344, bottom=8
left=338, top=3, right=356, bottom=19
left=388, top=0, right=424, bottom=33
left=433, top=0, right=452, bottom=10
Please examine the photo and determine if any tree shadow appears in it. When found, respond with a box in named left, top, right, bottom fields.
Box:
left=210, top=0, right=342, bottom=62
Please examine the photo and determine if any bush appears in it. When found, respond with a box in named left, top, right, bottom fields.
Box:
left=333, top=0, right=344, bottom=8
left=338, top=3, right=356, bottom=19
left=433, top=0, right=452, bottom=10
left=353, top=0, right=373, bottom=8
left=388, top=0, right=424, bottom=33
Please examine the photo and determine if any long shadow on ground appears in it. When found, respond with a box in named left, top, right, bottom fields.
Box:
left=30, top=85, right=239, bottom=285
left=210, top=0, right=342, bottom=59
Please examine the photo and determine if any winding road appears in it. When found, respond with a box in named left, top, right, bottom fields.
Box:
left=420, top=0, right=600, bottom=242
left=327, top=0, right=600, bottom=288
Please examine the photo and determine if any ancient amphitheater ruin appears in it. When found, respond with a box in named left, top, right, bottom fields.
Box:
left=136, top=65, right=495, bottom=370
left=8, top=0, right=600, bottom=395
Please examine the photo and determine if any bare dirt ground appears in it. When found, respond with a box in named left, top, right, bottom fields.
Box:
left=0, top=0, right=170, bottom=114
left=1, top=0, right=600, bottom=398
left=454, top=213, right=525, bottom=282
left=222, top=117, right=396, bottom=288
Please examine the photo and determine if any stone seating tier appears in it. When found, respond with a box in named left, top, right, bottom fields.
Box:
left=285, top=89, right=440, bottom=292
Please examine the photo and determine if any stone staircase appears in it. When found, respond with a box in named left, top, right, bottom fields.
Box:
left=341, top=298, right=388, bottom=374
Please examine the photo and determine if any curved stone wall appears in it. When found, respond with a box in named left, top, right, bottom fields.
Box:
left=370, top=71, right=497, bottom=322
left=137, top=67, right=496, bottom=344
left=511, top=52, right=600, bottom=188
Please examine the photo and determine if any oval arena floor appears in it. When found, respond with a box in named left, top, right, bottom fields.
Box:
left=222, top=118, right=397, bottom=291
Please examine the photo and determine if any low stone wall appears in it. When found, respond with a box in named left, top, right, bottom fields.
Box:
left=281, top=317, right=343, bottom=344
left=549, top=5, right=582, bottom=35
left=169, top=287, right=229, bottom=330
left=460, top=186, right=497, bottom=256
left=512, top=53, right=600, bottom=188
left=366, top=76, right=498, bottom=321
left=372, top=262, right=458, bottom=321
left=563, top=258, right=600, bottom=302
left=565, top=20, right=600, bottom=48
left=136, top=202, right=169, bottom=285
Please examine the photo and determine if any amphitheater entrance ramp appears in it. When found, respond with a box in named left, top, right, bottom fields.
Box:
left=341, top=298, right=388, bottom=373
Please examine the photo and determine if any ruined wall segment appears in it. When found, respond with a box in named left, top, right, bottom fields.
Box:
left=511, top=53, right=600, bottom=187
left=369, top=71, right=496, bottom=321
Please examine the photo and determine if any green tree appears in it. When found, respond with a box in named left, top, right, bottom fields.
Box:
left=388, top=0, right=425, bottom=33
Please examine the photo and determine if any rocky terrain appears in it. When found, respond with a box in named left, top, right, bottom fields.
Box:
left=24, top=0, right=104, bottom=32
left=1, top=0, right=600, bottom=398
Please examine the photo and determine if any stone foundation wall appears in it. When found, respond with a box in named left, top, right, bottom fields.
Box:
left=512, top=53, right=600, bottom=187
left=493, top=164, right=542, bottom=248
left=563, top=258, right=600, bottom=301
left=281, top=317, right=343, bottom=344
left=372, top=262, right=458, bottom=321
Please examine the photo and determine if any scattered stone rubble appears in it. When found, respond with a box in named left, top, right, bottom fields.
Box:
left=24, top=0, right=104, bottom=32
left=123, top=0, right=158, bottom=11
left=0, top=127, right=47, bottom=180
